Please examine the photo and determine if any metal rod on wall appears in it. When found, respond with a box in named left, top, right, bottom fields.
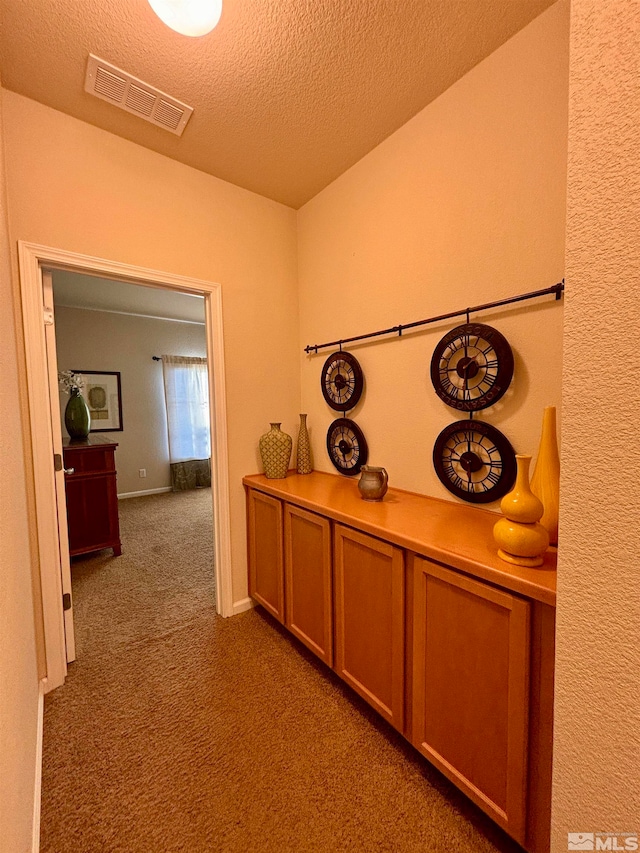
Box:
left=152, top=356, right=162, bottom=361
left=303, top=280, right=564, bottom=354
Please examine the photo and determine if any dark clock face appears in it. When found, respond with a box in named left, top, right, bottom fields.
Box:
left=430, top=323, right=514, bottom=411
left=433, top=419, right=516, bottom=503
left=321, top=350, right=364, bottom=412
left=326, top=418, right=368, bottom=476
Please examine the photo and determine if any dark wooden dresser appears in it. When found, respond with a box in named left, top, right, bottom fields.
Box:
left=63, top=436, right=122, bottom=557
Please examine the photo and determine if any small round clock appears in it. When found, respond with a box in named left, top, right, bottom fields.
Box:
left=321, top=350, right=364, bottom=412
left=432, top=419, right=516, bottom=503
left=430, top=322, right=514, bottom=411
left=326, top=418, right=368, bottom=476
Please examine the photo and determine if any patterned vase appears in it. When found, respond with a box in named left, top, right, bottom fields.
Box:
left=493, top=454, right=549, bottom=567
left=259, top=423, right=292, bottom=479
left=296, top=414, right=312, bottom=475
left=530, top=406, right=560, bottom=546
left=65, top=389, right=91, bottom=439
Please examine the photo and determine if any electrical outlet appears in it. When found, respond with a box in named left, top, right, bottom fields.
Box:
left=139, top=468, right=147, bottom=478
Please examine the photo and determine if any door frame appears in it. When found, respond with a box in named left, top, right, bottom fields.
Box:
left=18, top=241, right=234, bottom=692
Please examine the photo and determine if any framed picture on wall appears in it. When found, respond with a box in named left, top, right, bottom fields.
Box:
left=74, top=370, right=123, bottom=432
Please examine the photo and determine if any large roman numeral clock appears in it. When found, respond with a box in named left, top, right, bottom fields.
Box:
left=432, top=420, right=516, bottom=504
left=430, top=322, right=514, bottom=411
left=431, top=323, right=516, bottom=503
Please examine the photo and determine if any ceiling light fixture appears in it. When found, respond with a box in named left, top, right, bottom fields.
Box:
left=147, top=0, right=222, bottom=37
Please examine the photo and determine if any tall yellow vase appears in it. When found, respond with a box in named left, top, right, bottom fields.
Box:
left=530, top=406, right=560, bottom=546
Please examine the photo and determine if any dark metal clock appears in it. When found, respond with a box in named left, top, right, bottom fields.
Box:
left=430, top=323, right=514, bottom=411
left=432, top=419, right=516, bottom=504
left=321, top=350, right=364, bottom=412
left=326, top=418, right=368, bottom=476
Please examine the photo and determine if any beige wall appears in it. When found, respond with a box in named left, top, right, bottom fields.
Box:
left=297, top=1, right=569, bottom=503
left=2, top=90, right=301, bottom=609
left=55, top=305, right=207, bottom=495
left=0, top=88, right=41, bottom=853
left=552, top=0, right=640, bottom=846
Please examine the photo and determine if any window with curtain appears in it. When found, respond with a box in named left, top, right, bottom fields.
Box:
left=161, top=355, right=212, bottom=491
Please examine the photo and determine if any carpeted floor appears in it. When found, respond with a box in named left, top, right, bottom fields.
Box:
left=40, top=489, right=523, bottom=853
left=69, top=489, right=216, bottom=660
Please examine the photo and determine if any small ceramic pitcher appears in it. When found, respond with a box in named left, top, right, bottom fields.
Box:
left=358, top=466, right=389, bottom=501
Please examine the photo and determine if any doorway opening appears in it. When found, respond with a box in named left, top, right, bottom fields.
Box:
left=18, top=242, right=233, bottom=693
left=52, top=268, right=217, bottom=664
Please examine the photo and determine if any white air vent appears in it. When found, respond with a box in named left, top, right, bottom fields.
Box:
left=84, top=54, right=194, bottom=136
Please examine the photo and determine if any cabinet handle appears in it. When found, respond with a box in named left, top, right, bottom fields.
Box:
left=64, top=467, right=75, bottom=475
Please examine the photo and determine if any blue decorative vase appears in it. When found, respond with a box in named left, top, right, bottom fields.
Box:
left=65, top=389, right=91, bottom=438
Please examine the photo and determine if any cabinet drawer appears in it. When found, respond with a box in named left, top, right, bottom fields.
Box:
left=65, top=474, right=119, bottom=555
left=334, top=525, right=404, bottom=731
left=63, top=446, right=116, bottom=474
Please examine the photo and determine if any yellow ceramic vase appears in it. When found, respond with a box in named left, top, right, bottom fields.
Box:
left=530, top=406, right=560, bottom=546
left=493, top=454, right=549, bottom=567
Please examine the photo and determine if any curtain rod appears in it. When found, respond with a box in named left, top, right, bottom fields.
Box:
left=152, top=355, right=208, bottom=362
left=303, top=280, right=564, bottom=354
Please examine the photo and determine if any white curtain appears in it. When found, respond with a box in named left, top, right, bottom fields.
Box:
left=161, top=355, right=211, bottom=463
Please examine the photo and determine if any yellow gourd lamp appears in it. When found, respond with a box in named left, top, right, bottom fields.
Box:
left=493, top=454, right=549, bottom=567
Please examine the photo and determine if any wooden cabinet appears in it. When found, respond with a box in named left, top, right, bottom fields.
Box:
left=243, top=472, right=556, bottom=853
left=63, top=437, right=121, bottom=557
left=284, top=504, right=333, bottom=665
left=334, top=525, right=404, bottom=730
left=247, top=489, right=284, bottom=622
left=411, top=557, right=530, bottom=843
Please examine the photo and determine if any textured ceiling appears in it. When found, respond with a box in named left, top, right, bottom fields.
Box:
left=1, top=0, right=556, bottom=208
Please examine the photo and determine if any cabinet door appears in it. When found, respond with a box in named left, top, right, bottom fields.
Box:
left=64, top=473, right=119, bottom=554
left=64, top=446, right=121, bottom=556
left=412, top=558, right=530, bottom=843
left=334, top=525, right=404, bottom=731
left=284, top=505, right=333, bottom=665
left=247, top=490, right=284, bottom=622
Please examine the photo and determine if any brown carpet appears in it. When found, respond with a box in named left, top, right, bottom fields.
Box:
left=41, top=490, right=523, bottom=853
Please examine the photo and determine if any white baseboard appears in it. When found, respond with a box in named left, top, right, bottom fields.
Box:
left=233, top=597, right=256, bottom=615
left=32, top=679, right=45, bottom=853
left=118, top=487, right=172, bottom=499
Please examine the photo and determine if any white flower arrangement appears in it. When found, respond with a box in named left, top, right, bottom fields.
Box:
left=58, top=370, right=85, bottom=395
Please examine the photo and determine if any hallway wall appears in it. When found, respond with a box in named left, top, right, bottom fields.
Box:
left=0, top=85, right=41, bottom=853
left=552, top=0, right=640, bottom=844
left=297, top=1, right=569, bottom=503
left=2, top=90, right=301, bottom=609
